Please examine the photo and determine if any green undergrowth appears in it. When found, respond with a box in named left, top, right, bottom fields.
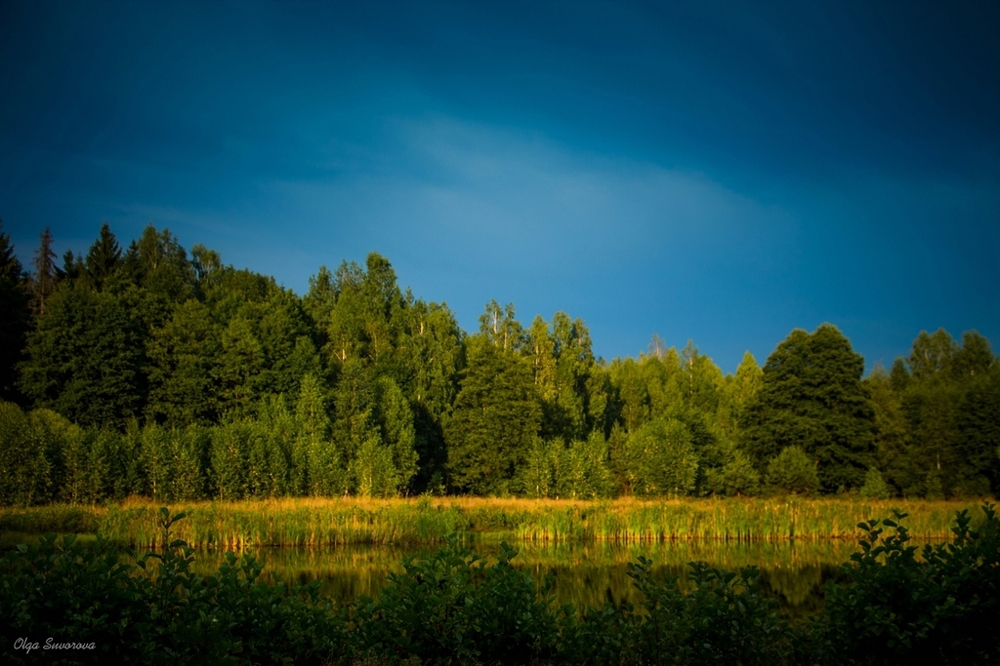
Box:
left=1, top=504, right=999, bottom=665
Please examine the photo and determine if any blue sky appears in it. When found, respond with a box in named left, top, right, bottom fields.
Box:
left=2, top=1, right=998, bottom=372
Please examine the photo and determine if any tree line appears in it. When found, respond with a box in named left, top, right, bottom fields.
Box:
left=0, top=221, right=997, bottom=505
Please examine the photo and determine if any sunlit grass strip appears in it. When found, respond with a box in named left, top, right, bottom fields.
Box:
left=0, top=497, right=980, bottom=548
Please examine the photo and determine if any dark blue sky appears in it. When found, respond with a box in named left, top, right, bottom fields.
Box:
left=2, top=1, right=998, bottom=372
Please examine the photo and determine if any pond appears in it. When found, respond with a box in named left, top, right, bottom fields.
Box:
left=188, top=538, right=866, bottom=616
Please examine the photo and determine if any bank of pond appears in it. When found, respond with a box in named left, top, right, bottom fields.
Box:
left=1, top=499, right=998, bottom=664
left=0, top=497, right=979, bottom=549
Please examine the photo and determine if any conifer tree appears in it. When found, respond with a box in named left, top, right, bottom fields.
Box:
left=445, top=336, right=541, bottom=494
left=0, top=221, right=30, bottom=403
left=84, top=222, right=122, bottom=290
left=31, top=227, right=58, bottom=316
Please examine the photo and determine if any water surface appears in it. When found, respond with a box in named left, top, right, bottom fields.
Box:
left=190, top=538, right=864, bottom=615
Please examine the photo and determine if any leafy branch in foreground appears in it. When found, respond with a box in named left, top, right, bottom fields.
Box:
left=812, top=503, right=1000, bottom=665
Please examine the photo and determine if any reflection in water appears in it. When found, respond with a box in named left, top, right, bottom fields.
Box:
left=190, top=539, right=863, bottom=615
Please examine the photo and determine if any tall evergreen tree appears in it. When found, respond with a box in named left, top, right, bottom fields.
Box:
left=444, top=336, right=541, bottom=494
left=740, top=324, right=876, bottom=491
left=31, top=227, right=58, bottom=316
left=19, top=281, right=147, bottom=427
left=84, top=222, right=122, bottom=290
left=0, top=221, right=31, bottom=403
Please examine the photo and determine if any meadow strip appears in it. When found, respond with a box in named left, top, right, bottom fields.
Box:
left=0, top=497, right=979, bottom=548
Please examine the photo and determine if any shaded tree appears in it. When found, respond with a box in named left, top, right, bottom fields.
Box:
left=0, top=221, right=31, bottom=403
left=445, top=336, right=540, bottom=495
left=84, top=222, right=122, bottom=291
left=31, top=227, right=58, bottom=316
left=740, top=324, right=875, bottom=491
left=19, top=281, right=147, bottom=427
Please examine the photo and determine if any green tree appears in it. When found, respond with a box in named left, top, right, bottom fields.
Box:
left=0, top=402, right=51, bottom=506
left=121, top=225, right=196, bottom=303
left=19, top=281, right=147, bottom=427
left=517, top=436, right=556, bottom=498
left=619, top=417, right=699, bottom=497
left=859, top=467, right=892, bottom=499
left=84, top=222, right=122, bottom=291
left=0, top=221, right=30, bottom=403
left=703, top=445, right=761, bottom=497
left=908, top=328, right=958, bottom=380
left=31, top=227, right=58, bottom=316
left=740, top=324, right=876, bottom=492
left=396, top=299, right=464, bottom=493
left=445, top=336, right=541, bottom=495
left=210, top=420, right=251, bottom=500
left=766, top=446, right=820, bottom=496
left=864, top=365, right=908, bottom=495
left=954, top=363, right=1000, bottom=496
left=552, top=432, right=615, bottom=499
left=294, top=373, right=346, bottom=497
left=374, top=376, right=419, bottom=495
left=146, top=299, right=221, bottom=425
left=215, top=316, right=264, bottom=418
left=478, top=300, right=527, bottom=354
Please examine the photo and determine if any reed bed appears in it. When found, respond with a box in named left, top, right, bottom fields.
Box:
left=0, top=497, right=982, bottom=549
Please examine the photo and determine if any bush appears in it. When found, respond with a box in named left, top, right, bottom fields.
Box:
left=2, top=504, right=998, bottom=665
left=766, top=446, right=820, bottom=496
left=858, top=467, right=892, bottom=499
left=352, top=537, right=563, bottom=664
left=811, top=504, right=1000, bottom=665
left=0, top=508, right=344, bottom=665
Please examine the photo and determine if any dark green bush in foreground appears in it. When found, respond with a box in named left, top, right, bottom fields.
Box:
left=1, top=505, right=998, bottom=665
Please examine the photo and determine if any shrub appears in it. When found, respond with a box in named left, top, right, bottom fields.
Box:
left=811, top=504, right=1000, bottom=665
left=352, top=537, right=563, bottom=664
left=858, top=467, right=892, bottom=499
left=766, top=446, right=820, bottom=496
left=0, top=508, right=345, bottom=665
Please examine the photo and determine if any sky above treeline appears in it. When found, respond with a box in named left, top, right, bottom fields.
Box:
left=2, top=1, right=998, bottom=373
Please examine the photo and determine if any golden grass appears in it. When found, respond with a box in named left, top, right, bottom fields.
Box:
left=1, top=496, right=984, bottom=548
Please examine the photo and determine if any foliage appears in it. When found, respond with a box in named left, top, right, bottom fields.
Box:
left=741, top=324, right=877, bottom=492
left=0, top=508, right=344, bottom=665
left=858, top=467, right=892, bottom=500
left=811, top=504, right=1000, bottom=665
left=445, top=336, right=541, bottom=494
left=620, top=418, right=699, bottom=497
left=766, top=446, right=821, bottom=496
left=8, top=222, right=1000, bottom=502
left=352, top=537, right=562, bottom=665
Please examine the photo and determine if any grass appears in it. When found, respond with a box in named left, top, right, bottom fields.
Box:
left=0, top=496, right=980, bottom=549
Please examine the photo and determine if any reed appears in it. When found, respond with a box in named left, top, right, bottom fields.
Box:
left=0, top=497, right=980, bottom=548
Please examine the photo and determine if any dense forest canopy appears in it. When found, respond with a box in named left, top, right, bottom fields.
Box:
left=1, top=221, right=998, bottom=504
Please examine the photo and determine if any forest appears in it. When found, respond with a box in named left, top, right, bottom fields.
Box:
left=1, top=221, right=998, bottom=506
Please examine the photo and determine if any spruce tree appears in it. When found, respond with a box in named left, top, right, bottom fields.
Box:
left=445, top=335, right=541, bottom=495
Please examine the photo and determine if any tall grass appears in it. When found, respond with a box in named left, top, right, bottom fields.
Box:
left=0, top=497, right=979, bottom=548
